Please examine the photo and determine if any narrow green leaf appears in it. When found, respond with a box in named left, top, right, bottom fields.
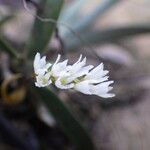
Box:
left=64, top=26, right=150, bottom=50
left=59, top=0, right=87, bottom=24
left=59, top=0, right=120, bottom=39
left=36, top=87, right=95, bottom=150
left=0, top=36, right=18, bottom=58
left=27, top=0, right=63, bottom=59
left=74, top=0, right=120, bottom=32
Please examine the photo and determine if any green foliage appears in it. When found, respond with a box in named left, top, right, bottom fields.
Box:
left=0, top=36, right=18, bottom=58
left=64, top=26, right=150, bottom=50
left=36, top=87, right=95, bottom=150
left=27, top=0, right=63, bottom=58
left=59, top=0, right=121, bottom=41
left=1, top=0, right=150, bottom=149
left=25, top=0, right=95, bottom=148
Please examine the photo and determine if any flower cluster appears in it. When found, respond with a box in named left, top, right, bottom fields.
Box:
left=34, top=52, right=115, bottom=98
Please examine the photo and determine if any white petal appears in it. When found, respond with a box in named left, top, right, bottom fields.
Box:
left=80, top=57, right=86, bottom=67
left=34, top=53, right=40, bottom=65
left=90, top=81, right=114, bottom=98
left=35, top=73, right=52, bottom=87
left=87, top=63, right=103, bottom=75
left=65, top=56, right=89, bottom=82
left=40, top=56, right=46, bottom=66
left=34, top=52, right=40, bottom=73
left=76, top=65, right=93, bottom=76
left=54, top=54, right=61, bottom=65
left=55, top=78, right=74, bottom=89
left=74, top=54, right=82, bottom=64
left=45, top=63, right=52, bottom=70
left=87, top=63, right=109, bottom=80
left=57, top=60, right=68, bottom=69
left=35, top=82, right=42, bottom=87
left=36, top=69, right=46, bottom=75
left=51, top=60, right=69, bottom=77
left=34, top=52, right=51, bottom=75
left=99, top=93, right=115, bottom=98
left=66, top=65, right=94, bottom=83
left=75, top=57, right=86, bottom=69
left=74, top=81, right=92, bottom=95
left=85, top=76, right=109, bottom=84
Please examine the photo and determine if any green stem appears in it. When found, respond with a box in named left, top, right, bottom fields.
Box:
left=0, top=36, right=18, bottom=58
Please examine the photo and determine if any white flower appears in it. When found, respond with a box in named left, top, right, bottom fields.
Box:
left=50, top=54, right=69, bottom=78
left=48, top=54, right=73, bottom=89
left=33, top=52, right=115, bottom=98
left=34, top=52, right=52, bottom=87
left=74, top=63, right=115, bottom=97
left=85, top=63, right=109, bottom=83
left=34, top=52, right=51, bottom=75
left=74, top=80, right=115, bottom=98
left=54, top=55, right=94, bottom=89
left=91, top=81, right=115, bottom=98
left=55, top=77, right=74, bottom=89
left=65, top=55, right=94, bottom=83
left=35, top=72, right=52, bottom=87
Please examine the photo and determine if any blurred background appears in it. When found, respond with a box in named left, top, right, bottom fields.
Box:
left=0, top=0, right=150, bottom=150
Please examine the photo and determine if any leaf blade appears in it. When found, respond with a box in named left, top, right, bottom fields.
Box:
left=36, top=87, right=95, bottom=150
left=64, top=26, right=150, bottom=50
left=0, top=36, right=18, bottom=58
left=27, top=0, right=63, bottom=58
left=59, top=0, right=121, bottom=39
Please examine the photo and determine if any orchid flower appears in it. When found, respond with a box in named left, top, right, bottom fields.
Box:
left=33, top=52, right=115, bottom=98
left=34, top=52, right=51, bottom=75
left=34, top=53, right=52, bottom=87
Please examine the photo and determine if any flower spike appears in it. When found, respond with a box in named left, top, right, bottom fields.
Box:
left=33, top=52, right=115, bottom=98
